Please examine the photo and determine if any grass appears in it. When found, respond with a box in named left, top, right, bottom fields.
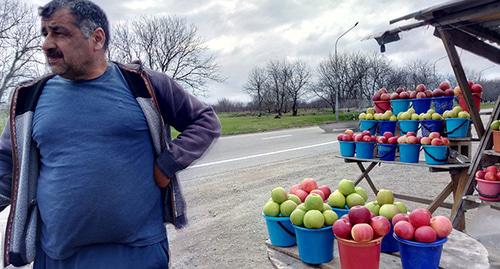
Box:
left=480, top=102, right=496, bottom=109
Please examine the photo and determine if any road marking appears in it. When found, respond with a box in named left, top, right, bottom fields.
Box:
left=262, top=135, right=292, bottom=140
left=189, top=140, right=339, bottom=168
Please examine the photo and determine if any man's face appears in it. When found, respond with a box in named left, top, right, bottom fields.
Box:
left=41, top=8, right=95, bottom=80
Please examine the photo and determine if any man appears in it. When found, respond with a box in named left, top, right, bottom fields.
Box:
left=0, top=0, right=220, bottom=268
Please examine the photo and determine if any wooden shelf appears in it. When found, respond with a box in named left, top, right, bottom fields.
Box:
left=336, top=155, right=470, bottom=171
left=483, top=150, right=500, bottom=157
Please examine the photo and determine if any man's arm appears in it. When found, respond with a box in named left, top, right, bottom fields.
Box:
left=0, top=122, right=13, bottom=211
left=149, top=71, right=221, bottom=179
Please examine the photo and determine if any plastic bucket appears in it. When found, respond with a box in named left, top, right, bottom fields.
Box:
left=398, top=144, right=421, bottom=163
left=373, top=100, right=391, bottom=113
left=378, top=144, right=396, bottom=161
left=355, top=142, right=375, bottom=159
left=433, top=96, right=454, bottom=114
left=378, top=121, right=397, bottom=136
left=458, top=93, right=481, bottom=113
left=412, top=98, right=432, bottom=114
left=339, top=141, right=355, bottom=157
left=475, top=178, right=500, bottom=202
left=391, top=99, right=411, bottom=115
left=263, top=215, right=296, bottom=247
left=294, top=225, right=334, bottom=264
left=381, top=225, right=399, bottom=253
left=332, top=206, right=349, bottom=218
left=394, top=234, right=447, bottom=269
left=337, top=236, right=383, bottom=269
left=360, top=120, right=378, bottom=135
left=399, top=120, right=419, bottom=135
left=420, top=120, right=444, bottom=137
left=495, top=131, right=500, bottom=153
left=423, top=145, right=448, bottom=165
left=445, top=118, right=470, bottom=138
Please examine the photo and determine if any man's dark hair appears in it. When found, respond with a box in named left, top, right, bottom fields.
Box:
left=38, top=0, right=110, bottom=50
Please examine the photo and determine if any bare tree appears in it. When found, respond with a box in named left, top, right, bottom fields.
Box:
left=287, top=61, right=311, bottom=116
left=243, top=66, right=268, bottom=116
left=0, top=0, right=42, bottom=102
left=267, top=60, right=290, bottom=117
left=406, top=59, right=435, bottom=89
left=110, top=16, right=223, bottom=96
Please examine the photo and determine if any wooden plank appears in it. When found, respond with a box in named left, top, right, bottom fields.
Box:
left=338, top=156, right=470, bottom=170
left=460, top=24, right=500, bottom=46
left=428, top=181, right=454, bottom=213
left=450, top=169, right=468, bottom=230
left=355, top=162, right=379, bottom=194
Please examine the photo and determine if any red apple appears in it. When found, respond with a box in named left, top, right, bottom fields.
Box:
left=485, top=165, right=498, bottom=174
left=430, top=216, right=452, bottom=238
left=409, top=208, right=432, bottom=228
left=420, top=137, right=431, bottom=145
left=371, top=136, right=377, bottom=143
left=392, top=213, right=410, bottom=226
left=388, top=137, right=398, bottom=144
left=416, top=92, right=427, bottom=99
left=300, top=178, right=318, bottom=193
left=362, top=130, right=371, bottom=136
left=345, top=129, right=354, bottom=136
left=441, top=137, right=450, bottom=146
left=341, top=214, right=349, bottom=221
left=414, top=226, right=437, bottom=243
left=292, top=189, right=308, bottom=202
left=394, top=220, right=415, bottom=240
left=333, top=219, right=352, bottom=239
left=337, top=134, right=344, bottom=141
left=471, top=84, right=483, bottom=93
left=425, top=90, right=433, bottom=98
left=318, top=185, right=331, bottom=199
left=468, top=80, right=474, bottom=88
left=380, top=93, right=390, bottom=101
left=354, top=134, right=363, bottom=142
left=310, top=189, right=326, bottom=200
left=407, top=136, right=419, bottom=144
left=409, top=91, right=417, bottom=99
left=484, top=171, right=497, bottom=181
left=348, top=205, right=372, bottom=225
left=400, top=92, right=409, bottom=99
left=395, top=87, right=404, bottom=94
left=431, top=138, right=443, bottom=146
left=383, top=131, right=393, bottom=139
left=429, top=132, right=441, bottom=139
left=475, top=170, right=485, bottom=179
left=377, top=136, right=387, bottom=144
left=290, top=184, right=301, bottom=194
left=372, top=92, right=381, bottom=101
left=406, top=132, right=416, bottom=137
left=439, top=81, right=451, bottom=90
left=432, top=88, right=444, bottom=97
left=371, top=216, right=391, bottom=237
left=444, top=88, right=454, bottom=96
left=363, top=136, right=372, bottom=142
left=453, top=86, right=462, bottom=96
left=390, top=92, right=399, bottom=100
left=351, top=223, right=374, bottom=242
left=343, top=134, right=353, bottom=141
left=416, top=84, right=426, bottom=92
left=397, top=136, right=407, bottom=144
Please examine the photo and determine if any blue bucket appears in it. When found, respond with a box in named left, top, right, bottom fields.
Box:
left=359, top=120, right=378, bottom=135
left=263, top=215, right=296, bottom=247
left=399, top=120, right=419, bottom=135
left=394, top=234, right=447, bottom=269
left=378, top=144, right=396, bottom=161
left=398, top=144, right=421, bottom=163
left=332, top=206, right=349, bottom=218
left=391, top=99, right=411, bottom=115
left=445, top=118, right=470, bottom=138
left=433, top=96, right=454, bottom=114
left=412, top=98, right=432, bottom=114
left=381, top=225, right=399, bottom=253
left=355, top=142, right=375, bottom=159
left=378, top=121, right=397, bottom=135
left=294, top=225, right=334, bottom=264
left=339, top=141, right=355, bottom=157
left=420, top=120, right=444, bottom=137
left=423, top=145, right=448, bottom=165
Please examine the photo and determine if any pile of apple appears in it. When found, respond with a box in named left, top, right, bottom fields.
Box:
left=393, top=208, right=452, bottom=243
left=414, top=84, right=434, bottom=99
left=358, top=108, right=376, bottom=120
left=397, top=108, right=419, bottom=121
left=442, top=106, right=471, bottom=119
left=475, top=165, right=500, bottom=181
left=353, top=131, right=377, bottom=143
left=432, top=81, right=455, bottom=97
left=388, top=87, right=411, bottom=100
left=337, top=129, right=355, bottom=142
left=290, top=193, right=339, bottom=229
left=290, top=178, right=332, bottom=202
left=365, top=189, right=408, bottom=221
left=396, top=132, right=421, bottom=145
left=263, top=187, right=301, bottom=217
left=373, top=111, right=397, bottom=121
left=417, top=108, right=443, bottom=121
left=453, top=81, right=483, bottom=96
left=333, top=205, right=391, bottom=242
left=420, top=132, right=450, bottom=146
left=327, top=179, right=367, bottom=209
left=372, top=87, right=391, bottom=102
left=376, top=131, right=398, bottom=144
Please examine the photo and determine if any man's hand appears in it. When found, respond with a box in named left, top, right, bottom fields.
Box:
left=154, top=165, right=170, bottom=188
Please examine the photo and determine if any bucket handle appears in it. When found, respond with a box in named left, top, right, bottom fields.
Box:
left=277, top=221, right=296, bottom=237
left=423, top=147, right=449, bottom=163
left=378, top=145, right=397, bottom=159
left=474, top=185, right=500, bottom=199
left=443, top=119, right=469, bottom=135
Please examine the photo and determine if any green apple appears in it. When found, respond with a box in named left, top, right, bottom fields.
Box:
left=452, top=106, right=462, bottom=114
left=400, top=112, right=411, bottom=120
left=263, top=201, right=280, bottom=217
left=427, top=109, right=435, bottom=114
left=424, top=112, right=433, bottom=120
left=297, top=203, right=306, bottom=211
left=411, top=113, right=419, bottom=121
left=288, top=194, right=301, bottom=205
left=442, top=111, right=450, bottom=118
left=367, top=107, right=375, bottom=115
left=458, top=111, right=470, bottom=119
left=408, top=108, right=416, bottom=114
left=355, top=186, right=368, bottom=201
left=280, top=200, right=297, bottom=217
left=376, top=189, right=394, bottom=205
left=338, top=179, right=355, bottom=196
left=418, top=113, right=426, bottom=121
left=397, top=112, right=403, bottom=120
left=290, top=208, right=306, bottom=226
left=327, top=190, right=346, bottom=208
left=365, top=113, right=374, bottom=120
left=359, top=113, right=367, bottom=120
left=379, top=204, right=400, bottom=220
left=305, top=193, right=324, bottom=211
left=303, top=210, right=325, bottom=229
left=271, top=187, right=288, bottom=204
left=491, top=120, right=500, bottom=130
left=323, top=203, right=332, bottom=212
left=323, top=210, right=338, bottom=226
left=394, top=201, right=408, bottom=214
left=346, top=193, right=365, bottom=208
left=365, top=201, right=380, bottom=215
left=431, top=113, right=442, bottom=120
left=390, top=115, right=397, bottom=121
left=384, top=110, right=393, bottom=117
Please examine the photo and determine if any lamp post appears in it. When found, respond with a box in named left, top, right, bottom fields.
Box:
left=432, top=55, right=447, bottom=78
left=478, top=65, right=495, bottom=81
left=334, top=21, right=359, bottom=121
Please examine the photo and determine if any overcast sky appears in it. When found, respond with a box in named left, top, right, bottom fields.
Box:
left=27, top=0, right=500, bottom=104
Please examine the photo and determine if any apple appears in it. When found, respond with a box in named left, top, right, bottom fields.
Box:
left=323, top=203, right=332, bottom=212
left=290, top=208, right=306, bottom=226
left=416, top=92, right=426, bottom=99
left=287, top=194, right=301, bottom=205
left=390, top=92, right=399, bottom=100
left=372, top=92, right=381, bottom=101
left=439, top=81, right=451, bottom=90
left=425, top=90, right=433, bottom=98
left=407, top=136, right=419, bottom=144
left=444, top=88, right=454, bottom=96
left=458, top=111, right=470, bottom=119
left=397, top=136, right=407, bottom=144
left=280, top=200, right=298, bottom=217
left=271, top=187, right=288, bottom=204
left=379, top=204, right=400, bottom=220
left=338, top=179, right=355, bottom=196
left=486, top=165, right=498, bottom=174
left=430, top=216, right=452, bottom=238
left=409, top=208, right=432, bottom=228
left=300, top=178, right=318, bottom=193
left=484, top=171, right=497, bottom=181
left=354, top=134, right=363, bottom=142
left=348, top=205, right=372, bottom=225
left=441, top=137, right=450, bottom=146
left=292, top=189, right=308, bottom=202
left=328, top=190, right=346, bottom=208
left=377, top=136, right=387, bottom=144
left=379, top=87, right=388, bottom=94
left=429, top=132, right=441, bottom=139
left=363, top=135, right=372, bottom=142
left=416, top=84, right=426, bottom=92
left=318, top=185, right=332, bottom=199
left=346, top=193, right=365, bottom=208
left=421, top=137, right=431, bottom=145
left=388, top=137, right=398, bottom=144
left=414, top=226, right=437, bottom=243
left=396, top=87, right=404, bottom=94
left=310, top=189, right=326, bottom=201
left=365, top=201, right=380, bottom=215
left=263, top=201, right=280, bottom=217
left=351, top=223, right=374, bottom=242
left=355, top=186, right=368, bottom=201
left=290, top=184, right=301, bottom=194
left=394, top=220, right=415, bottom=240
left=337, top=134, right=344, bottom=141
left=345, top=129, right=354, bottom=136
left=303, top=210, right=325, bottom=229
left=305, top=193, right=324, bottom=211
left=380, top=93, right=390, bottom=101
left=394, top=201, right=408, bottom=214
left=383, top=131, right=393, bottom=139
left=333, top=218, right=352, bottom=239
left=371, top=136, right=377, bottom=143
left=371, top=216, right=391, bottom=237
left=409, top=91, right=417, bottom=99
left=399, top=91, right=409, bottom=99
left=323, top=210, right=339, bottom=226
left=392, top=213, right=410, bottom=226
left=475, top=170, right=486, bottom=179
left=376, top=189, right=394, bottom=205
left=471, top=83, right=483, bottom=93
left=432, top=88, right=444, bottom=97
left=406, top=132, right=417, bottom=137
left=431, top=138, right=444, bottom=146
left=468, top=80, right=474, bottom=88
left=453, top=86, right=461, bottom=96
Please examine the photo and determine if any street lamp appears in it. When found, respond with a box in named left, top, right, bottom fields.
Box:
left=334, top=21, right=359, bottom=121
left=432, top=55, right=447, bottom=78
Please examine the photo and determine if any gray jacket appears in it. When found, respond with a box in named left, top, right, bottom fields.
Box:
left=0, top=62, right=221, bottom=267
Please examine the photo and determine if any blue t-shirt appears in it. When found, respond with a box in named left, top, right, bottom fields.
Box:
left=32, top=63, right=166, bottom=259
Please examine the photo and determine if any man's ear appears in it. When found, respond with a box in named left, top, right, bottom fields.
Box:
left=92, top=28, right=106, bottom=50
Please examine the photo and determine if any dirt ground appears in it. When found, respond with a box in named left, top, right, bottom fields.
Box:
left=167, top=151, right=459, bottom=269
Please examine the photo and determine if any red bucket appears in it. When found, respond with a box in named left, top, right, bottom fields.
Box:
left=476, top=178, right=500, bottom=201
left=337, top=237, right=382, bottom=269
left=457, top=93, right=481, bottom=113
left=373, top=100, right=391, bottom=113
